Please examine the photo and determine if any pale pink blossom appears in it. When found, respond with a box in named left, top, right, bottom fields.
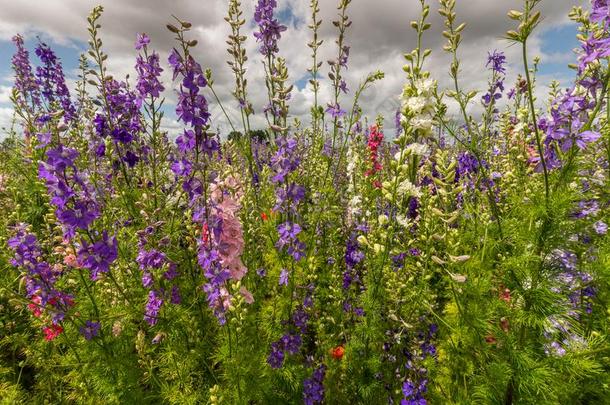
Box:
left=240, top=286, right=254, bottom=304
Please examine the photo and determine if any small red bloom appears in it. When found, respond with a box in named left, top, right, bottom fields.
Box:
left=261, top=212, right=269, bottom=221
left=330, top=345, right=345, bottom=360
left=28, top=295, right=42, bottom=318
left=485, top=335, right=497, bottom=344
left=43, top=324, right=63, bottom=341
left=364, top=125, right=384, bottom=180
left=500, top=317, right=510, bottom=333
left=499, top=287, right=511, bottom=303
left=202, top=223, right=210, bottom=245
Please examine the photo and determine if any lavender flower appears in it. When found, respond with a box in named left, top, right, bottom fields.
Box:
left=8, top=225, right=74, bottom=324
left=535, top=85, right=600, bottom=171
left=11, top=34, right=40, bottom=107
left=94, top=77, right=144, bottom=168
left=486, top=50, right=506, bottom=74
left=401, top=379, right=428, bottom=405
left=282, top=332, right=302, bottom=355
left=591, top=0, right=610, bottom=24
left=276, top=222, right=305, bottom=261
left=267, top=341, right=285, bottom=368
left=144, top=289, right=164, bottom=326
left=279, top=268, right=289, bottom=286
left=136, top=226, right=182, bottom=322
left=199, top=248, right=232, bottom=325
left=270, top=137, right=300, bottom=184
left=77, top=232, right=118, bottom=280
left=38, top=145, right=100, bottom=239
left=135, top=35, right=165, bottom=99
left=79, top=320, right=101, bottom=340
left=267, top=288, right=314, bottom=369
left=325, top=103, right=347, bottom=119
left=169, top=40, right=218, bottom=207
left=135, top=33, right=151, bottom=50
left=342, top=232, right=366, bottom=316
left=274, top=183, right=305, bottom=213
left=303, top=365, right=326, bottom=405
left=253, top=0, right=287, bottom=57
left=593, top=220, right=608, bottom=235
left=35, top=41, right=76, bottom=121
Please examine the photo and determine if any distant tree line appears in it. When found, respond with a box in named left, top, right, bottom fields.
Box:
left=227, top=129, right=271, bottom=144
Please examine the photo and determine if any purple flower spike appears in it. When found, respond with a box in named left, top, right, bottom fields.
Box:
left=253, top=0, right=287, bottom=57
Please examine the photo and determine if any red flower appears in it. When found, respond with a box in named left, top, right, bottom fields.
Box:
left=202, top=223, right=210, bottom=245
left=499, top=286, right=511, bottom=303
left=28, top=295, right=42, bottom=318
left=261, top=212, right=269, bottom=221
left=330, top=345, right=345, bottom=360
left=43, top=324, right=63, bottom=341
left=500, top=317, right=510, bottom=333
left=364, top=125, right=384, bottom=179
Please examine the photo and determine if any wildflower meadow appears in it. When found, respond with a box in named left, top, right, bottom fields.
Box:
left=1, top=0, right=610, bottom=403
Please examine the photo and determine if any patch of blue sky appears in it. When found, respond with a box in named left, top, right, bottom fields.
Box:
left=248, top=4, right=303, bottom=30
left=536, top=23, right=580, bottom=86
left=0, top=35, right=86, bottom=84
left=277, top=6, right=303, bottom=29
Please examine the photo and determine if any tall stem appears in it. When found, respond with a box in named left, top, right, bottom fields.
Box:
left=522, top=38, right=549, bottom=203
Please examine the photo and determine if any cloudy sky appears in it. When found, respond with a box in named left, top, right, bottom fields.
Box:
left=0, top=0, right=586, bottom=137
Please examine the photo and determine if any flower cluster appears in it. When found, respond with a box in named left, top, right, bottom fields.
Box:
left=136, top=224, right=181, bottom=326
left=169, top=49, right=213, bottom=148
left=168, top=39, right=218, bottom=216
left=79, top=320, right=101, bottom=340
left=134, top=33, right=165, bottom=99
left=253, top=0, right=286, bottom=57
left=345, top=142, right=363, bottom=223
left=276, top=221, right=305, bottom=262
left=267, top=286, right=314, bottom=369
left=342, top=231, right=365, bottom=316
left=35, top=41, right=76, bottom=122
left=482, top=50, right=506, bottom=108
left=399, top=78, right=436, bottom=136
left=198, top=177, right=251, bottom=325
left=38, top=145, right=100, bottom=239
left=536, top=88, right=600, bottom=171
left=8, top=226, right=74, bottom=334
left=364, top=125, right=384, bottom=184
left=271, top=136, right=306, bottom=261
left=77, top=231, right=118, bottom=281
left=303, top=364, right=326, bottom=405
left=11, top=34, right=40, bottom=108
left=93, top=78, right=143, bottom=167
left=382, top=323, right=436, bottom=405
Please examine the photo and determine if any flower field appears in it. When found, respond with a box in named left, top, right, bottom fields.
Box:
left=1, top=0, right=610, bottom=403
